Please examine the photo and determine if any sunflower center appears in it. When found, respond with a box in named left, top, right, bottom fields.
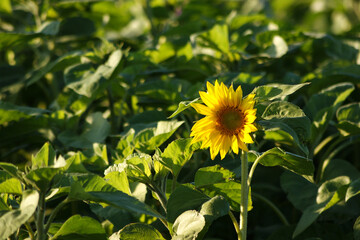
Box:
left=218, top=108, right=244, bottom=134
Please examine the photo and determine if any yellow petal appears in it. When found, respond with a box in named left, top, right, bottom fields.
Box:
left=191, top=103, right=214, bottom=116
left=237, top=135, right=248, bottom=151
left=231, top=136, right=239, bottom=154
left=199, top=91, right=218, bottom=109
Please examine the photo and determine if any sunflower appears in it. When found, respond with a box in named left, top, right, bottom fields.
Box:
left=190, top=80, right=257, bottom=160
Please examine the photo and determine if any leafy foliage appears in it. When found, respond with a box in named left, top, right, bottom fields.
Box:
left=0, top=0, right=359, bottom=239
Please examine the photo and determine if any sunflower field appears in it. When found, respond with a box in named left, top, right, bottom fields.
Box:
left=0, top=0, right=360, bottom=239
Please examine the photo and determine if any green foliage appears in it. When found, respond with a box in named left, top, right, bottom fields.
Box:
left=0, top=0, right=359, bottom=239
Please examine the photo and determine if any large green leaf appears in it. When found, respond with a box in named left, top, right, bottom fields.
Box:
left=256, top=147, right=314, bottom=178
left=196, top=24, right=230, bottom=54
left=194, top=165, right=251, bottom=211
left=0, top=171, right=22, bottom=195
left=262, top=35, right=288, bottom=58
left=133, top=120, right=184, bottom=152
left=26, top=167, right=62, bottom=192
left=345, top=178, right=360, bottom=202
left=280, top=171, right=317, bottom=211
left=293, top=176, right=350, bottom=237
left=52, top=215, right=107, bottom=240
left=0, top=190, right=39, bottom=240
left=58, top=112, right=111, bottom=148
left=0, top=101, right=49, bottom=125
left=304, top=82, right=354, bottom=141
left=167, top=185, right=210, bottom=223
left=253, top=83, right=310, bottom=102
left=161, top=138, right=201, bottom=177
left=68, top=175, right=163, bottom=219
left=194, top=165, right=235, bottom=187
left=31, top=142, right=56, bottom=168
left=65, top=50, right=122, bottom=97
left=336, top=102, right=360, bottom=136
left=197, top=195, right=229, bottom=239
left=260, top=101, right=311, bottom=154
left=115, top=223, right=165, bottom=240
left=172, top=210, right=206, bottom=240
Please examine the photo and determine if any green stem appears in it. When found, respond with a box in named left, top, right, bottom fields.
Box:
left=148, top=183, right=168, bottom=213
left=44, top=198, right=70, bottom=234
left=25, top=222, right=35, bottom=240
left=252, top=192, right=289, bottom=226
left=248, top=155, right=261, bottom=187
left=229, top=211, right=240, bottom=240
left=36, top=193, right=46, bottom=240
left=240, top=151, right=248, bottom=240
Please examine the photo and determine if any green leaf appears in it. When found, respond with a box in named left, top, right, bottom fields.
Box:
left=26, top=167, right=62, bottom=192
left=32, top=142, right=56, bottom=168
left=38, top=21, right=60, bottom=36
left=336, top=102, right=360, bottom=136
left=26, top=51, right=81, bottom=86
left=194, top=165, right=235, bottom=187
left=168, top=98, right=201, bottom=118
left=52, top=215, right=107, bottom=240
left=0, top=162, right=22, bottom=180
left=293, top=176, right=350, bottom=237
left=134, top=120, right=184, bottom=152
left=0, top=0, right=11, bottom=13
left=58, top=112, right=111, bottom=148
left=256, top=147, right=314, bottom=178
left=253, top=83, right=310, bottom=102
left=68, top=175, right=163, bottom=219
left=123, top=153, right=152, bottom=183
left=262, top=35, right=288, bottom=58
left=199, top=195, right=229, bottom=222
left=305, top=82, right=355, bottom=120
left=198, top=195, right=229, bottom=239
left=104, top=171, right=131, bottom=195
left=0, top=101, right=49, bottom=125
left=345, top=178, right=360, bottom=202
left=305, top=83, right=354, bottom=141
left=260, top=101, right=311, bottom=154
left=0, top=190, right=39, bottom=240
left=161, top=138, right=201, bottom=177
left=280, top=171, right=317, bottom=211
left=65, top=50, right=122, bottom=97
left=167, top=185, right=210, bottom=223
left=117, top=223, right=165, bottom=240
left=0, top=171, right=22, bottom=195
left=196, top=24, right=229, bottom=54
left=172, top=210, right=206, bottom=240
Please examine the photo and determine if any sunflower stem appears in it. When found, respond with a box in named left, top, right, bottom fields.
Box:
left=229, top=211, right=241, bottom=240
left=240, top=150, right=248, bottom=240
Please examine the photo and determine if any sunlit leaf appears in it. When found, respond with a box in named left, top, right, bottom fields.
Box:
left=172, top=210, right=206, bottom=240
left=0, top=171, right=22, bottom=195
left=0, top=190, right=39, bottom=240
left=52, top=215, right=107, bottom=240
left=167, top=185, right=210, bottom=223
left=117, top=223, right=165, bottom=240
left=168, top=98, right=201, bottom=118
left=161, top=138, right=201, bottom=177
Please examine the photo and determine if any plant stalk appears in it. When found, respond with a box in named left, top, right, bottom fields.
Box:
left=240, top=150, right=249, bottom=240
left=36, top=193, right=46, bottom=240
left=44, top=198, right=70, bottom=234
left=229, top=211, right=240, bottom=240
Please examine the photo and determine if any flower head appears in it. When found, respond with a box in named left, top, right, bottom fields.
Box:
left=190, top=80, right=257, bottom=160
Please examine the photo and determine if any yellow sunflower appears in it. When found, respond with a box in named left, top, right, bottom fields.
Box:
left=190, top=80, right=257, bottom=160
